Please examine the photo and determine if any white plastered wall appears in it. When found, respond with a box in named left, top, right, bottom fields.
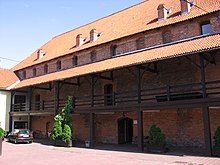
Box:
left=0, top=90, right=11, bottom=132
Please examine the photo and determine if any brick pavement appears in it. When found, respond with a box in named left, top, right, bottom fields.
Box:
left=0, top=140, right=220, bottom=165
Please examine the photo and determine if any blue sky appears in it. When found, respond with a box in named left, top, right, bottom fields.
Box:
left=0, top=0, right=143, bottom=69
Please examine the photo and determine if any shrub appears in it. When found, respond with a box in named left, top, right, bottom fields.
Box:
left=52, top=96, right=73, bottom=142
left=0, top=127, right=6, bottom=138
left=62, top=124, right=72, bottom=142
left=148, top=123, right=166, bottom=145
left=52, top=114, right=63, bottom=140
left=214, top=126, right=220, bottom=147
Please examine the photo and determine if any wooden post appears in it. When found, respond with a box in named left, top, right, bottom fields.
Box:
left=28, top=87, right=32, bottom=130
left=90, top=76, right=95, bottom=148
left=54, top=81, right=60, bottom=114
left=137, top=67, right=144, bottom=152
left=202, top=104, right=212, bottom=156
left=200, top=56, right=207, bottom=98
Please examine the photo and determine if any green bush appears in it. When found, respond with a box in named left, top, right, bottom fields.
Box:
left=0, top=127, right=6, bottom=138
left=52, top=114, right=63, bottom=140
left=148, top=123, right=166, bottom=145
left=52, top=96, right=73, bottom=142
left=62, top=124, right=72, bottom=142
left=214, top=126, right=220, bottom=147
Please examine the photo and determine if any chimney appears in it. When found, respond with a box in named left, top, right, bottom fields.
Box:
left=180, top=0, right=192, bottom=15
left=90, top=29, right=97, bottom=42
left=76, top=34, right=83, bottom=47
left=157, top=4, right=168, bottom=21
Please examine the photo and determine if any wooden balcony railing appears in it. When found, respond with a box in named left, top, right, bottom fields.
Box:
left=11, top=80, right=220, bottom=112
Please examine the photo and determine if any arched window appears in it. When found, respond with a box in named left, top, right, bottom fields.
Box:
left=23, top=71, right=26, bottom=79
left=72, top=56, right=78, bottom=66
left=90, top=51, right=97, bottom=62
left=57, top=60, right=61, bottom=70
left=136, top=37, right=145, bottom=50
left=162, top=30, right=172, bottom=43
left=110, top=45, right=117, bottom=56
left=33, top=68, right=36, bottom=77
left=44, top=64, right=48, bottom=74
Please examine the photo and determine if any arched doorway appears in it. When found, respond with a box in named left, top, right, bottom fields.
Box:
left=118, top=117, right=133, bottom=144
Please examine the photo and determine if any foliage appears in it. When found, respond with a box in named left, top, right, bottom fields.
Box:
left=214, top=126, right=220, bottom=147
left=52, top=114, right=63, bottom=140
left=62, top=124, right=72, bottom=142
left=52, top=96, right=73, bottom=142
left=0, top=127, right=6, bottom=138
left=148, top=123, right=166, bottom=145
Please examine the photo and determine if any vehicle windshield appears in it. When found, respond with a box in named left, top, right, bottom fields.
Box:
left=19, top=130, right=29, bottom=134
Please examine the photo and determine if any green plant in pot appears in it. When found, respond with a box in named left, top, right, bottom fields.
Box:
left=52, top=96, right=73, bottom=147
left=147, top=123, right=167, bottom=153
left=213, top=126, right=220, bottom=156
left=0, top=127, right=6, bottom=156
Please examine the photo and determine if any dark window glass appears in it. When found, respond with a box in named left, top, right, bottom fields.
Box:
left=33, top=68, right=36, bottom=77
left=201, top=22, right=212, bottom=35
left=44, top=64, right=48, bottom=74
left=57, top=61, right=61, bottom=70
left=72, top=56, right=78, bottom=66
left=90, top=51, right=96, bottom=62
left=110, top=45, right=117, bottom=56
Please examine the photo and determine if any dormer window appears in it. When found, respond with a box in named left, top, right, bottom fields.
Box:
left=72, top=56, right=78, bottom=66
left=37, top=49, right=46, bottom=60
left=110, top=45, right=117, bottom=56
left=201, top=22, right=212, bottom=35
left=44, top=64, right=48, bottom=74
left=90, top=51, right=97, bottom=62
left=33, top=68, right=36, bottom=77
left=57, top=60, right=61, bottom=71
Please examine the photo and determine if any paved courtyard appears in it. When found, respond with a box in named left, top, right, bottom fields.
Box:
left=1, top=140, right=220, bottom=165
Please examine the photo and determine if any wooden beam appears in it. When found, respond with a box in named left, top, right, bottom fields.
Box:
left=93, top=73, right=113, bottom=81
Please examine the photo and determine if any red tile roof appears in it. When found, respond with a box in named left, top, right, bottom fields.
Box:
left=0, top=68, right=19, bottom=89
left=11, top=0, right=220, bottom=71
left=12, top=33, right=220, bottom=89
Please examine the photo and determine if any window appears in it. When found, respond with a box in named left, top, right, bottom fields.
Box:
left=110, top=45, right=117, bottom=56
left=201, top=22, right=212, bottom=35
left=162, top=30, right=172, bottom=43
left=44, top=64, right=48, bottom=74
left=33, top=68, right=36, bottom=77
left=136, top=37, right=145, bottom=50
left=104, top=84, right=113, bottom=106
left=57, top=60, right=61, bottom=70
left=72, top=56, right=78, bottom=66
left=23, top=71, right=26, bottom=79
left=90, top=51, right=96, bottom=62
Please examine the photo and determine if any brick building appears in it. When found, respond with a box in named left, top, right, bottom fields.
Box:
left=7, top=0, right=220, bottom=156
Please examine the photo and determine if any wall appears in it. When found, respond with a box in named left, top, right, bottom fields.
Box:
left=0, top=91, right=11, bottom=132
